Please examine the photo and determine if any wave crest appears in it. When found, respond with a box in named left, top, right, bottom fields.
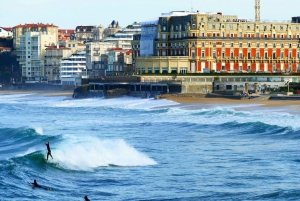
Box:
left=52, top=138, right=157, bottom=171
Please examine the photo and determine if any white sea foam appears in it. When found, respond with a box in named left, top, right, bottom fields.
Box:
left=33, top=127, right=44, bottom=135
left=51, top=136, right=157, bottom=171
left=53, top=96, right=179, bottom=110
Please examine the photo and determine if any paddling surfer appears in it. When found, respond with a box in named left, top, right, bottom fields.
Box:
left=84, top=195, right=90, bottom=201
left=44, top=140, right=53, bottom=160
left=30, top=179, right=42, bottom=188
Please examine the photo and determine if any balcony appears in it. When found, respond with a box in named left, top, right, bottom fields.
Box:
left=44, top=55, right=63, bottom=58
left=93, top=53, right=100, bottom=56
left=94, top=47, right=100, bottom=51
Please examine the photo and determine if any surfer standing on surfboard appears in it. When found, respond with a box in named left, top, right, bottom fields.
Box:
left=44, top=140, right=53, bottom=160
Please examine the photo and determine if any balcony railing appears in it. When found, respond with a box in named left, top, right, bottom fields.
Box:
left=45, top=55, right=63, bottom=58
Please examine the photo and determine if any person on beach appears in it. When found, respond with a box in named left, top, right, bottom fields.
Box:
left=84, top=195, right=90, bottom=201
left=30, top=179, right=42, bottom=188
left=44, top=140, right=53, bottom=160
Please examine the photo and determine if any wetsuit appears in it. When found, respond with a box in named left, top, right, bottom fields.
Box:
left=31, top=180, right=42, bottom=188
left=45, top=142, right=53, bottom=160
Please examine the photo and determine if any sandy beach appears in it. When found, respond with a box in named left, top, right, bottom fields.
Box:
left=162, top=95, right=300, bottom=110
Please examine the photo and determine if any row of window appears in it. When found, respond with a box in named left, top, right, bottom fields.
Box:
left=156, top=42, right=300, bottom=48
left=203, top=51, right=300, bottom=59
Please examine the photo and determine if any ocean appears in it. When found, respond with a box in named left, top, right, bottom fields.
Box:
left=1, top=93, right=300, bottom=201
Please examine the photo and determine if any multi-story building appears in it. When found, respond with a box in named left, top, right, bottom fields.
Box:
left=135, top=11, right=300, bottom=74
left=60, top=51, right=86, bottom=87
left=103, top=20, right=122, bottom=39
left=92, top=25, right=104, bottom=42
left=58, top=29, right=75, bottom=41
left=75, top=26, right=94, bottom=43
left=104, top=32, right=134, bottom=49
left=45, top=45, right=72, bottom=83
left=46, top=41, right=86, bottom=83
left=106, top=48, right=127, bottom=75
left=59, top=40, right=86, bottom=53
left=13, top=23, right=58, bottom=48
left=0, top=27, right=12, bottom=38
left=85, top=42, right=116, bottom=76
left=117, top=49, right=133, bottom=74
left=132, top=34, right=141, bottom=72
left=18, top=31, right=58, bottom=83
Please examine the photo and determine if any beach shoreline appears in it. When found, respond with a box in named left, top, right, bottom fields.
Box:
left=1, top=89, right=300, bottom=111
left=160, top=94, right=300, bottom=109
left=0, top=90, right=73, bottom=97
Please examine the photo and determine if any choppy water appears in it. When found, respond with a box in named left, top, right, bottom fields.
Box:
left=1, top=93, right=300, bottom=200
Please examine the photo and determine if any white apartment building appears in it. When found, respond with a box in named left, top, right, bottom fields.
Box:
left=104, top=33, right=135, bottom=49
left=19, top=32, right=57, bottom=83
left=0, top=27, right=12, bottom=38
left=60, top=51, right=86, bottom=87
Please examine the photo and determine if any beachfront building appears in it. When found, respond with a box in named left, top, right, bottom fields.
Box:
left=0, top=27, right=12, bottom=38
left=13, top=23, right=58, bottom=48
left=131, top=34, right=141, bottom=72
left=85, top=41, right=116, bottom=77
left=60, top=51, right=86, bottom=87
left=117, top=49, right=133, bottom=74
left=46, top=41, right=86, bottom=83
left=18, top=31, right=58, bottom=83
left=106, top=48, right=128, bottom=75
left=104, top=22, right=141, bottom=49
left=45, top=45, right=72, bottom=83
left=135, top=11, right=300, bottom=74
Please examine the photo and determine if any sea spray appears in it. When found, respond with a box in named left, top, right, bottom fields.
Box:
left=52, top=137, right=157, bottom=171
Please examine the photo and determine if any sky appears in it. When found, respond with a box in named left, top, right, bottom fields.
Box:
left=1, top=0, right=299, bottom=29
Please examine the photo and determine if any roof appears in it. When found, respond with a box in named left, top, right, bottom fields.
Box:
left=75, top=26, right=94, bottom=32
left=0, top=46, right=11, bottom=50
left=13, top=23, right=58, bottom=28
left=126, top=49, right=132, bottom=55
left=1, top=27, right=12, bottom=31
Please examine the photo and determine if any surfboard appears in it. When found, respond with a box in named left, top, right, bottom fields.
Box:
left=29, top=182, right=52, bottom=190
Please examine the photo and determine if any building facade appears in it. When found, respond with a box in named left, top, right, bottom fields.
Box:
left=58, top=29, right=75, bottom=41
left=13, top=23, right=58, bottom=48
left=135, top=11, right=300, bottom=74
left=45, top=45, right=72, bottom=82
left=0, top=27, right=12, bottom=38
left=60, top=51, right=86, bottom=87
left=92, top=25, right=104, bottom=41
left=18, top=31, right=58, bottom=83
left=85, top=42, right=116, bottom=77
left=106, top=48, right=127, bottom=75
left=75, top=26, right=94, bottom=43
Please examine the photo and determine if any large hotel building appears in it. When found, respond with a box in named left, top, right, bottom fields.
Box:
left=134, top=11, right=300, bottom=74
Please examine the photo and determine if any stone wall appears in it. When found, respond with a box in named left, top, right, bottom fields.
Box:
left=181, top=83, right=213, bottom=94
